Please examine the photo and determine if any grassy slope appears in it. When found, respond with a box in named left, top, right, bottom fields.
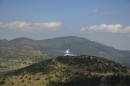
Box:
left=0, top=55, right=130, bottom=86
left=0, top=44, right=50, bottom=72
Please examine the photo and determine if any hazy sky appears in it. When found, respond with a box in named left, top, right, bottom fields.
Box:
left=0, top=0, right=130, bottom=50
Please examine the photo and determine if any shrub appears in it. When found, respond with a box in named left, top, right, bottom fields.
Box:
left=28, top=77, right=31, bottom=80
left=22, top=80, right=25, bottom=83
left=0, top=80, right=5, bottom=85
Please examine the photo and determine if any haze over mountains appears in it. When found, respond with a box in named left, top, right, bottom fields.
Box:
left=0, top=36, right=130, bottom=86
left=0, top=36, right=130, bottom=67
left=0, top=0, right=130, bottom=85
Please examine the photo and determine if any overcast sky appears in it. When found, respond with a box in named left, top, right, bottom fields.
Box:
left=0, top=0, right=130, bottom=50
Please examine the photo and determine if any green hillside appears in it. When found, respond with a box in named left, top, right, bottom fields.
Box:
left=0, top=44, right=50, bottom=72
left=0, top=55, right=130, bottom=86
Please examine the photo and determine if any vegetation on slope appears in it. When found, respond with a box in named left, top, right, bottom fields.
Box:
left=0, top=55, right=130, bottom=86
left=0, top=36, right=130, bottom=66
left=0, top=44, right=50, bottom=72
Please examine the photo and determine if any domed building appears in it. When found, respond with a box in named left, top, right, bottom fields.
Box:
left=64, top=49, right=76, bottom=56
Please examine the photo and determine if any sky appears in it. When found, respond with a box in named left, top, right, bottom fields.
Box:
left=0, top=0, right=130, bottom=50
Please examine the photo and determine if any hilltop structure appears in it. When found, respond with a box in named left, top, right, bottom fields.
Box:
left=64, top=49, right=76, bottom=56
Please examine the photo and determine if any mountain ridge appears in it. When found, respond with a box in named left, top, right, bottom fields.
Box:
left=7, top=36, right=129, bottom=52
left=0, top=36, right=130, bottom=66
left=1, top=36, right=129, bottom=52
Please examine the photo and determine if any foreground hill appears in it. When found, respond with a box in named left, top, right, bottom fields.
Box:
left=0, top=56, right=130, bottom=86
left=0, top=36, right=130, bottom=67
left=0, top=44, right=50, bottom=71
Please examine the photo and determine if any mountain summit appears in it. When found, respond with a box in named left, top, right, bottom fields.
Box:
left=0, top=36, right=130, bottom=66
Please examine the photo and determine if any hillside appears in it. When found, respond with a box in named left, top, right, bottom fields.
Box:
left=0, top=56, right=130, bottom=86
left=0, top=44, right=50, bottom=72
left=0, top=36, right=130, bottom=66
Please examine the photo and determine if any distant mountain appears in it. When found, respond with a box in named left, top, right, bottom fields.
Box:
left=0, top=44, right=50, bottom=71
left=0, top=36, right=130, bottom=66
left=0, top=56, right=130, bottom=86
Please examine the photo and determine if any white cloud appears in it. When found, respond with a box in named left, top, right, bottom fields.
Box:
left=81, top=24, right=130, bottom=33
left=0, top=21, right=62, bottom=31
left=105, top=12, right=117, bottom=17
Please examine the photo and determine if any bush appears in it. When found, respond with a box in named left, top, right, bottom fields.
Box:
left=28, top=77, right=31, bottom=80
left=22, top=80, right=25, bottom=82
left=0, top=80, right=5, bottom=85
